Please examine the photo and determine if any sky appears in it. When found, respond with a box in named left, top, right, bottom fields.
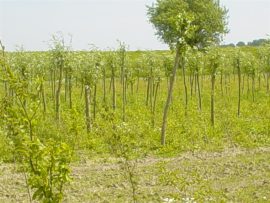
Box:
left=0, top=0, right=269, bottom=51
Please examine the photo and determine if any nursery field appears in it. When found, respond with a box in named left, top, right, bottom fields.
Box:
left=1, top=0, right=270, bottom=202
left=0, top=42, right=270, bottom=202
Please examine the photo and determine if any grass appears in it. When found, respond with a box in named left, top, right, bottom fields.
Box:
left=0, top=147, right=269, bottom=202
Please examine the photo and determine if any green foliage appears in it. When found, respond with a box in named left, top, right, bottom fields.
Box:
left=1, top=39, right=270, bottom=202
left=0, top=43, right=72, bottom=202
left=108, top=122, right=145, bottom=202
left=147, top=0, right=228, bottom=49
left=27, top=139, right=72, bottom=202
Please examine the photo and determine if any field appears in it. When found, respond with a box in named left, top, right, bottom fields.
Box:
left=0, top=44, right=270, bottom=202
left=1, top=148, right=270, bottom=202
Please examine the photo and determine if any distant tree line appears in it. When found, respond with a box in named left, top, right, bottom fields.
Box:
left=221, top=38, right=269, bottom=47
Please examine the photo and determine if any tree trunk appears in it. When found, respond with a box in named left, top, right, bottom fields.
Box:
left=55, top=65, right=63, bottom=121
left=50, top=70, right=53, bottom=99
left=112, top=66, right=116, bottom=110
left=190, top=73, right=194, bottom=98
left=152, top=80, right=160, bottom=127
left=146, top=78, right=150, bottom=106
left=41, top=81, right=47, bottom=114
left=182, top=57, right=188, bottom=115
left=93, top=84, right=97, bottom=121
left=0, top=44, right=8, bottom=97
left=211, top=73, right=215, bottom=126
left=201, top=74, right=204, bottom=95
left=225, top=74, right=228, bottom=94
left=196, top=72, right=202, bottom=111
left=220, top=71, right=223, bottom=96
left=85, top=85, right=91, bottom=133
left=124, top=75, right=128, bottom=104
left=122, top=73, right=126, bottom=122
left=194, top=72, right=197, bottom=96
left=252, top=75, right=255, bottom=102
left=131, top=82, right=134, bottom=95
left=258, top=74, right=261, bottom=90
left=69, top=74, right=72, bottom=109
left=103, top=67, right=106, bottom=103
left=267, top=72, right=269, bottom=93
left=247, top=75, right=250, bottom=95
left=161, top=48, right=181, bottom=145
left=136, top=76, right=140, bottom=93
left=53, top=69, right=56, bottom=99
left=64, top=69, right=68, bottom=102
left=237, top=58, right=241, bottom=117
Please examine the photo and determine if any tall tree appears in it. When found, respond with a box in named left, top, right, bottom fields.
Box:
left=147, top=0, right=228, bottom=145
left=50, top=36, right=66, bottom=121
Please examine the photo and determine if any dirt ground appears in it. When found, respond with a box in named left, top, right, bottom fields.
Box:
left=0, top=147, right=269, bottom=202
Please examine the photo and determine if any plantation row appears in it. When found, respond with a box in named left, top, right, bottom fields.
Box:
left=0, top=39, right=270, bottom=202
left=1, top=41, right=270, bottom=124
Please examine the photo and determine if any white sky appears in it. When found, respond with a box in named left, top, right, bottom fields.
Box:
left=0, top=0, right=270, bottom=51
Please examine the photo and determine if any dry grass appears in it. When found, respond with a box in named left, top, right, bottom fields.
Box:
left=0, top=147, right=269, bottom=202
